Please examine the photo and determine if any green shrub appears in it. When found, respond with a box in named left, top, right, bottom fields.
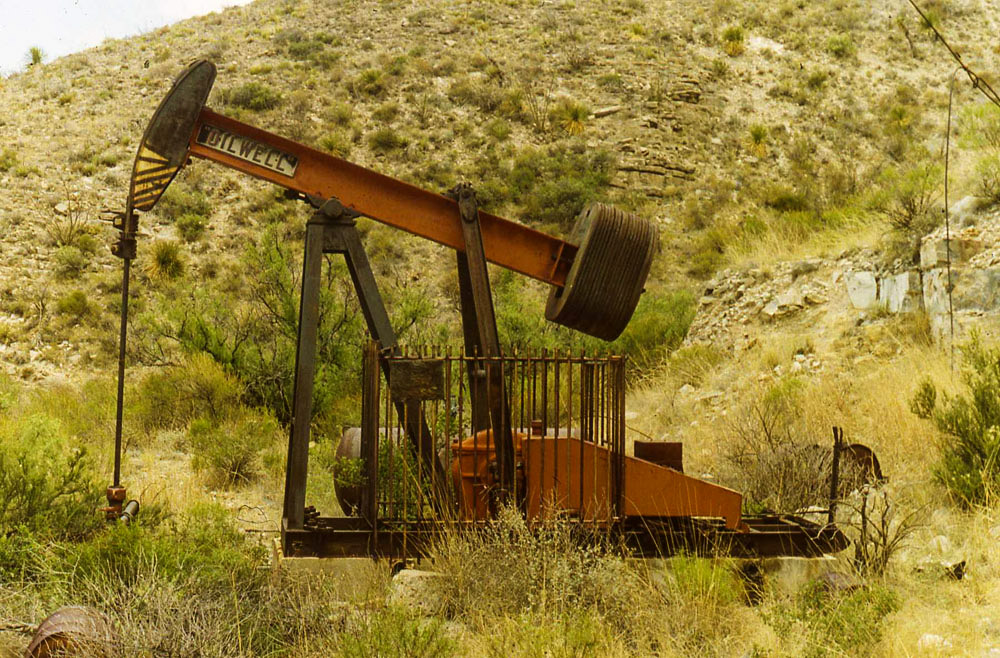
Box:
left=56, top=290, right=92, bottom=319
left=146, top=241, right=185, bottom=280
left=721, top=25, right=745, bottom=56
left=53, top=245, right=88, bottom=279
left=368, top=127, right=408, bottom=152
left=157, top=182, right=211, bottom=221
left=132, top=353, right=243, bottom=434
left=354, top=69, right=385, bottom=97
left=27, top=46, right=44, bottom=66
left=826, top=34, right=856, bottom=58
left=0, top=148, right=18, bottom=172
left=339, top=606, right=455, bottom=658
left=372, top=101, right=400, bottom=123
left=326, top=101, right=354, bottom=125
left=612, top=290, right=695, bottom=371
left=976, top=151, right=1000, bottom=206
left=549, top=97, right=590, bottom=135
left=914, top=335, right=1000, bottom=505
left=959, top=102, right=1000, bottom=149
left=0, top=414, right=100, bottom=539
left=175, top=212, right=208, bottom=242
left=222, top=81, right=283, bottom=111
left=881, top=162, right=941, bottom=234
left=319, top=131, right=352, bottom=158
left=485, top=119, right=511, bottom=142
left=506, top=144, right=615, bottom=229
left=770, top=582, right=899, bottom=656
left=188, top=407, right=281, bottom=486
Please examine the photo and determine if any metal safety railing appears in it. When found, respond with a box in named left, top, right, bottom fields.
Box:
left=356, top=343, right=626, bottom=528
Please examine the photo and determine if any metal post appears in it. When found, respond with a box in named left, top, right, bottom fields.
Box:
left=450, top=183, right=516, bottom=504
left=282, top=219, right=325, bottom=530
left=828, top=426, right=843, bottom=526
left=361, top=342, right=379, bottom=527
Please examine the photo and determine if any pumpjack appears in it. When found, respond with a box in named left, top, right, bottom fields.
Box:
left=105, top=60, right=850, bottom=559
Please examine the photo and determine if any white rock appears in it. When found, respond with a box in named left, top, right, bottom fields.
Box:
left=928, top=535, right=952, bottom=555
left=879, top=270, right=922, bottom=313
left=917, top=633, right=951, bottom=650
left=387, top=569, right=444, bottom=615
left=846, top=272, right=878, bottom=310
left=678, top=384, right=695, bottom=395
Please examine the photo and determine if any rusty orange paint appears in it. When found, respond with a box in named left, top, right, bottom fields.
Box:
left=451, top=432, right=743, bottom=529
left=186, top=108, right=577, bottom=286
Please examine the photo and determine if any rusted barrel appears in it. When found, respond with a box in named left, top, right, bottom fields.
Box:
left=334, top=427, right=364, bottom=515
left=24, top=606, right=115, bottom=658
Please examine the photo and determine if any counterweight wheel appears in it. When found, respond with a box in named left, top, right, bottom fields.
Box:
left=545, top=203, right=659, bottom=341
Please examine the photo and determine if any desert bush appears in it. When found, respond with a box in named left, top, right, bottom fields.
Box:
left=27, top=46, right=44, bottom=66
left=353, top=68, right=386, bottom=97
left=368, top=127, right=408, bottom=153
left=145, top=240, right=185, bottom=280
left=613, top=289, right=696, bottom=371
left=56, top=290, right=92, bottom=319
left=505, top=143, right=615, bottom=229
left=139, top=228, right=371, bottom=424
left=53, top=245, right=88, bottom=279
left=769, top=582, right=898, bottom=656
left=0, top=414, right=100, bottom=539
left=221, top=81, right=282, bottom=111
left=319, top=131, right=352, bottom=157
left=175, top=212, right=208, bottom=242
left=433, top=505, right=651, bottom=622
left=845, top=485, right=922, bottom=577
left=826, top=34, right=856, bottom=58
left=0, top=148, right=18, bottom=172
left=131, top=352, right=243, bottom=434
left=667, top=344, right=725, bottom=387
left=549, top=97, right=589, bottom=135
left=339, top=606, right=454, bottom=658
left=959, top=102, right=1000, bottom=149
left=188, top=407, right=282, bottom=486
left=721, top=25, right=745, bottom=56
left=723, top=379, right=838, bottom=513
left=881, top=162, right=941, bottom=234
left=157, top=182, right=211, bottom=221
left=912, top=334, right=1000, bottom=505
left=975, top=151, right=1000, bottom=206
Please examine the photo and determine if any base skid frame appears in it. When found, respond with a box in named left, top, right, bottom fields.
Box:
left=282, top=514, right=848, bottom=560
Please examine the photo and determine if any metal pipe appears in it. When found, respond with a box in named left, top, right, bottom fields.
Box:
left=118, top=500, right=140, bottom=525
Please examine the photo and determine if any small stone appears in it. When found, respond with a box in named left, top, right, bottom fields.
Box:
left=54, top=201, right=69, bottom=215
left=791, top=259, right=821, bottom=279
left=917, top=634, right=951, bottom=650
left=790, top=361, right=803, bottom=373
left=794, top=354, right=807, bottom=363
left=679, top=384, right=695, bottom=395
left=928, top=535, right=952, bottom=555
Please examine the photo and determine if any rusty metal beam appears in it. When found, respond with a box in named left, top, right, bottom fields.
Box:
left=187, top=108, right=577, bottom=286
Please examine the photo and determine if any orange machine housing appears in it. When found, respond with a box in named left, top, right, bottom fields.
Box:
left=451, top=430, right=743, bottom=529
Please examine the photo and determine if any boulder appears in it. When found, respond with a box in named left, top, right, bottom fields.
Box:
left=846, top=271, right=878, bottom=310
left=878, top=270, right=922, bottom=313
left=920, top=236, right=982, bottom=270
left=924, top=268, right=1000, bottom=314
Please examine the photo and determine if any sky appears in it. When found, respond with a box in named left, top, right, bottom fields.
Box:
left=0, top=0, right=254, bottom=76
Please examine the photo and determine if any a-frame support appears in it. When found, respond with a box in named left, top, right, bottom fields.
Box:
left=282, top=198, right=448, bottom=532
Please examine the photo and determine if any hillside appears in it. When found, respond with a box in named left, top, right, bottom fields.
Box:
left=5, top=0, right=1000, bottom=655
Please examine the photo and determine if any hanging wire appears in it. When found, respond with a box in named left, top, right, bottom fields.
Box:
left=906, top=0, right=1000, bottom=109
